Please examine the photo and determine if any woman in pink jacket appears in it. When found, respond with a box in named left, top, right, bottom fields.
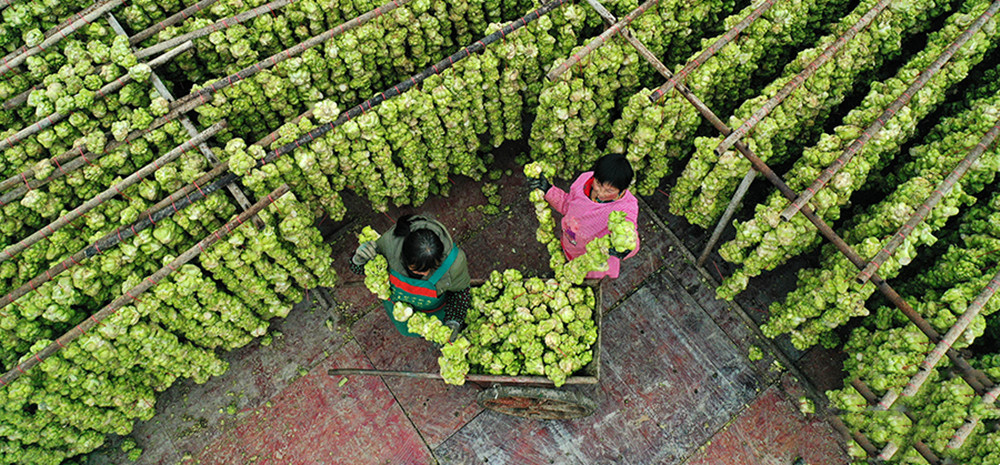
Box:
left=527, top=154, right=640, bottom=279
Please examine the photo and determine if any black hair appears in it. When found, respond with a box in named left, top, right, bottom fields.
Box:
left=592, top=153, right=634, bottom=192
left=395, top=214, right=445, bottom=273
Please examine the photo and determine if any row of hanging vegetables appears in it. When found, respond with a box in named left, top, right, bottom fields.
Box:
left=2, top=0, right=1000, bottom=462
left=0, top=0, right=681, bottom=463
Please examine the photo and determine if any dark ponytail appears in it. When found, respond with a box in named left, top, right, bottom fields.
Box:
left=397, top=214, right=444, bottom=273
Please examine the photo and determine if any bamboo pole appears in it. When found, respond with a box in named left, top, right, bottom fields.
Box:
left=857, top=117, right=1000, bottom=285
left=585, top=0, right=763, bottom=270
left=632, top=21, right=993, bottom=392
left=135, top=0, right=295, bottom=59
left=2, top=84, right=37, bottom=110
left=0, top=0, right=106, bottom=66
left=949, top=383, right=1000, bottom=449
left=0, top=121, right=226, bottom=265
left=106, top=12, right=261, bottom=227
left=583, top=0, right=990, bottom=391
left=0, top=0, right=568, bottom=314
left=256, top=110, right=314, bottom=148
left=902, top=267, right=1000, bottom=397
left=647, top=0, right=778, bottom=102
left=780, top=0, right=1000, bottom=221
left=852, top=379, right=943, bottom=464
left=546, top=0, right=659, bottom=81
left=637, top=193, right=875, bottom=462
left=699, top=168, right=755, bottom=266
left=0, top=46, right=202, bottom=202
left=0, top=158, right=231, bottom=319
left=732, top=133, right=992, bottom=393
left=0, top=40, right=193, bottom=153
left=0, top=0, right=125, bottom=76
left=582, top=0, right=666, bottom=77
left=168, top=0, right=414, bottom=113
left=129, top=0, right=222, bottom=45
left=0, top=185, right=290, bottom=387
left=714, top=0, right=891, bottom=154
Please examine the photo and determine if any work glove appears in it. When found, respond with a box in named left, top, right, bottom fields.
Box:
left=444, top=320, right=464, bottom=343
left=351, top=241, right=377, bottom=266
left=526, top=175, right=552, bottom=193
left=610, top=248, right=631, bottom=259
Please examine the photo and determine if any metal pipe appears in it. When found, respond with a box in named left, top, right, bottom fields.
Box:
left=715, top=0, right=890, bottom=154
left=648, top=0, right=778, bottom=102
left=780, top=0, right=1000, bottom=221
left=857, top=117, right=1000, bottom=284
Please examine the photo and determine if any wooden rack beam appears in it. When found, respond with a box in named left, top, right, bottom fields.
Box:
left=857, top=116, right=1000, bottom=285
left=0, top=185, right=290, bottom=387
left=714, top=0, right=890, bottom=154
left=647, top=0, right=778, bottom=102
left=779, top=0, right=1000, bottom=221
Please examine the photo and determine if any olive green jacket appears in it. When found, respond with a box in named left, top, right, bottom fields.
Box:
left=375, top=214, right=470, bottom=294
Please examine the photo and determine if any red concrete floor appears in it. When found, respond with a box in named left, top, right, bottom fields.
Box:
left=89, top=153, right=850, bottom=465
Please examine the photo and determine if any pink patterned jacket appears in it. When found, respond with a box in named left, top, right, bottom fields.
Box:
left=544, top=171, right=640, bottom=279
